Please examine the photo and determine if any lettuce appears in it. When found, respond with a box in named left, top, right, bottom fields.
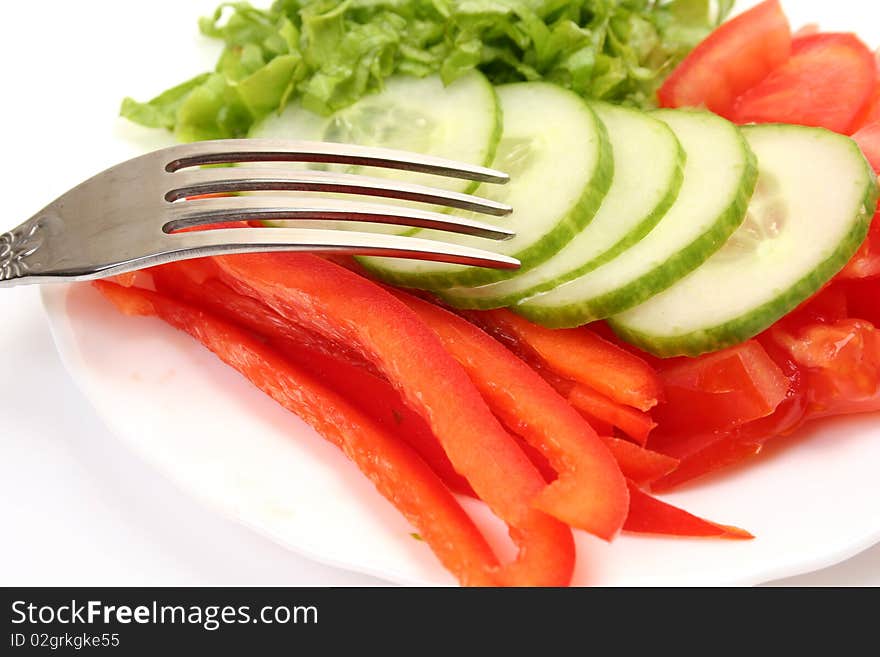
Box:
left=122, top=0, right=732, bottom=141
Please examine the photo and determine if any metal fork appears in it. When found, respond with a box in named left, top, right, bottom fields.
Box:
left=0, top=139, right=518, bottom=287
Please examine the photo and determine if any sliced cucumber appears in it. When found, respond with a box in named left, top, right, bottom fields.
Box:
left=437, top=103, right=685, bottom=309
left=248, top=71, right=501, bottom=233
left=610, top=125, right=879, bottom=357
left=517, top=110, right=757, bottom=327
left=358, top=82, right=613, bottom=289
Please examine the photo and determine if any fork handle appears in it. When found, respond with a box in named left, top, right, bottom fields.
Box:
left=0, top=217, right=47, bottom=287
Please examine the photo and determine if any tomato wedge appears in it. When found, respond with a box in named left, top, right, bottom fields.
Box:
left=732, top=32, right=877, bottom=133
left=393, top=292, right=629, bottom=541
left=92, top=281, right=501, bottom=586
left=214, top=254, right=574, bottom=587
left=657, top=0, right=790, bottom=116
left=650, top=341, right=790, bottom=456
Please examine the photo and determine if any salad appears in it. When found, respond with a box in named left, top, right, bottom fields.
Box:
left=101, top=0, right=880, bottom=586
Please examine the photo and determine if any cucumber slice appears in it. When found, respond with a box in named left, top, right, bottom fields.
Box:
left=437, top=103, right=685, bottom=309
left=359, top=82, right=613, bottom=289
left=517, top=110, right=757, bottom=327
left=611, top=125, right=879, bottom=357
left=248, top=71, right=501, bottom=233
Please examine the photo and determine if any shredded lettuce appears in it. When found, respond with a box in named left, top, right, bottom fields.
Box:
left=121, top=0, right=733, bottom=141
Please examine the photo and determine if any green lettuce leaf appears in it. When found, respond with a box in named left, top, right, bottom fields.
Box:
left=121, top=0, right=733, bottom=140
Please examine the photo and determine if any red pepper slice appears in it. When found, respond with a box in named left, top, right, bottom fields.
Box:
left=624, top=481, right=753, bottom=540
left=213, top=254, right=575, bottom=587
left=462, top=309, right=662, bottom=411
left=598, top=437, right=678, bottom=487
left=393, top=292, right=629, bottom=541
left=566, top=384, right=656, bottom=445
left=657, top=0, right=791, bottom=117
left=92, top=280, right=501, bottom=586
left=150, top=262, right=475, bottom=497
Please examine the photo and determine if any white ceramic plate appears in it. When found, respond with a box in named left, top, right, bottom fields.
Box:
left=35, top=0, right=880, bottom=585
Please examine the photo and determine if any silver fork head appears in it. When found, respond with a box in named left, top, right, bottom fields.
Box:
left=1, top=139, right=518, bottom=286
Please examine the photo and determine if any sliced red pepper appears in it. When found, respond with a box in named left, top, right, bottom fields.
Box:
left=391, top=292, right=629, bottom=541
left=732, top=32, right=877, bottom=133
left=624, top=481, right=753, bottom=539
left=92, top=280, right=501, bottom=586
left=598, top=437, right=678, bottom=487
left=657, top=0, right=791, bottom=117
left=150, top=261, right=476, bottom=496
left=462, top=309, right=662, bottom=411
left=213, top=254, right=575, bottom=587
left=566, top=384, right=656, bottom=446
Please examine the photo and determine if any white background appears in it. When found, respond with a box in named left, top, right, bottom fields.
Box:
left=1, top=0, right=878, bottom=587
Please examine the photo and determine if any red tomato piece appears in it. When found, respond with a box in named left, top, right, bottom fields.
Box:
left=773, top=318, right=880, bottom=418
left=732, top=32, right=877, bottom=133
left=843, top=278, right=880, bottom=326
left=650, top=341, right=790, bottom=449
left=657, top=0, right=791, bottom=116
left=838, top=215, right=880, bottom=281
left=852, top=121, right=880, bottom=173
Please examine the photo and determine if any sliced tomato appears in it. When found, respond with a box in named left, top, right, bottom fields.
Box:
left=838, top=216, right=880, bottom=281
left=650, top=341, right=790, bottom=454
left=732, top=32, right=877, bottom=133
left=657, top=0, right=790, bottom=116
left=843, top=278, right=880, bottom=326
left=852, top=121, right=880, bottom=173
left=772, top=317, right=880, bottom=418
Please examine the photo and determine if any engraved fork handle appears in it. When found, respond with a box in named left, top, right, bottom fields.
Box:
left=0, top=217, right=47, bottom=286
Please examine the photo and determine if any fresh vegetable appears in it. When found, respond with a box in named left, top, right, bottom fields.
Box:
left=359, top=82, right=613, bottom=288
left=648, top=340, right=791, bottom=457
left=517, top=109, right=757, bottom=327
left=250, top=70, right=502, bottom=228
left=566, top=384, right=656, bottom=445
left=461, top=308, right=663, bottom=411
left=732, top=33, right=877, bottom=134
left=598, top=437, right=679, bottom=487
left=92, top=280, right=501, bottom=586
left=657, top=0, right=791, bottom=117
left=439, top=102, right=684, bottom=309
left=391, top=291, right=629, bottom=540
left=623, top=481, right=752, bottom=539
left=212, top=253, right=575, bottom=586
left=150, top=261, right=474, bottom=496
left=121, top=0, right=733, bottom=140
left=611, top=124, right=879, bottom=357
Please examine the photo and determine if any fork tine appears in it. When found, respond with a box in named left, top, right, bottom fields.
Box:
left=164, top=227, right=521, bottom=269
left=163, top=139, right=510, bottom=184
left=165, top=168, right=512, bottom=216
left=164, top=197, right=515, bottom=240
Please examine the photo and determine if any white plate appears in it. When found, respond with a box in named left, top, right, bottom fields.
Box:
left=31, top=0, right=880, bottom=585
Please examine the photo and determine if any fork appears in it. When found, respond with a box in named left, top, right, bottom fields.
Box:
left=0, top=139, right=518, bottom=287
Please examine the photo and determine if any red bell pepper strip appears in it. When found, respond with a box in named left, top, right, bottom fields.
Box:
left=624, top=481, right=753, bottom=539
left=213, top=254, right=575, bottom=587
left=598, top=437, right=678, bottom=487
left=92, top=280, right=501, bottom=586
left=462, top=309, right=663, bottom=411
left=566, top=384, right=656, bottom=446
left=150, top=262, right=476, bottom=496
left=657, top=0, right=791, bottom=117
left=392, top=291, right=629, bottom=541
